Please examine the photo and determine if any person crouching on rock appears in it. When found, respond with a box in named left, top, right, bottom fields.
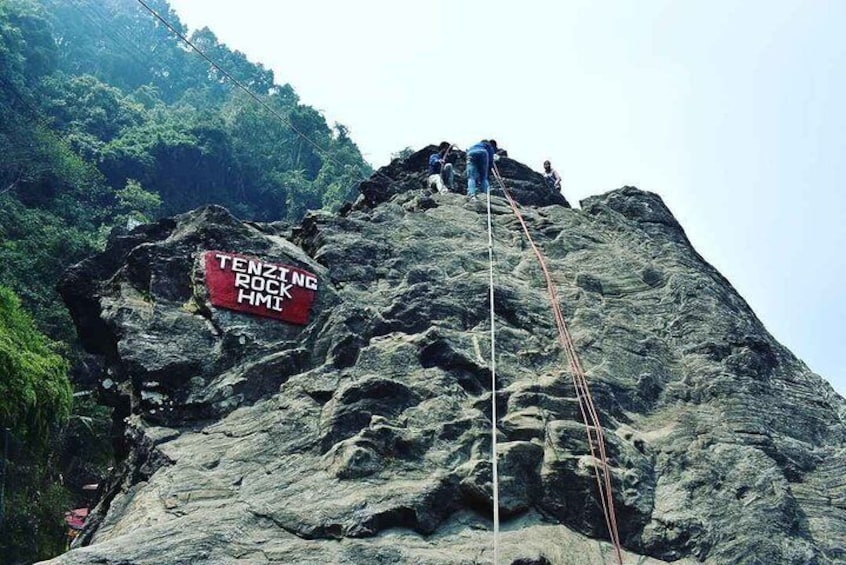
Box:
left=427, top=141, right=456, bottom=193
left=466, top=139, right=497, bottom=201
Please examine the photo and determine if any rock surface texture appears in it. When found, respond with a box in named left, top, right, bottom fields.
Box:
left=51, top=148, right=846, bottom=564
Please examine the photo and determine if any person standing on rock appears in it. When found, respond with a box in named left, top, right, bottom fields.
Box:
left=543, top=160, right=563, bottom=194
left=466, top=139, right=497, bottom=200
left=427, top=141, right=456, bottom=193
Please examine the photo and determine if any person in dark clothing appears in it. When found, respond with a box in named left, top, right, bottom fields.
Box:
left=466, top=139, right=497, bottom=200
left=427, top=141, right=455, bottom=193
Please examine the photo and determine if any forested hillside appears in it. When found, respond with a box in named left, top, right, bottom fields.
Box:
left=0, top=0, right=370, bottom=561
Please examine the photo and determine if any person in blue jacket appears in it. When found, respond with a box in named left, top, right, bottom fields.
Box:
left=466, top=139, right=497, bottom=200
left=427, top=141, right=455, bottom=193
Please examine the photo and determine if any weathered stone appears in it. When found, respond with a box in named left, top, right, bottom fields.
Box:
left=49, top=150, right=846, bottom=564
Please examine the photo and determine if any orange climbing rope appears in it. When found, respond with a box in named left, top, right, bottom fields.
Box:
left=492, top=166, right=624, bottom=564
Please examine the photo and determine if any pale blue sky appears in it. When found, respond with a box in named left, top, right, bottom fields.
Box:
left=168, top=0, right=845, bottom=396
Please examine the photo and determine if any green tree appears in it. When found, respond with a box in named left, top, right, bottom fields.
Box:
left=42, top=0, right=194, bottom=101
left=0, top=0, right=57, bottom=98
left=99, top=111, right=241, bottom=216
left=0, top=286, right=71, bottom=443
left=42, top=74, right=146, bottom=145
left=0, top=194, right=100, bottom=340
left=0, top=285, right=73, bottom=563
left=189, top=27, right=275, bottom=100
left=114, top=178, right=162, bottom=228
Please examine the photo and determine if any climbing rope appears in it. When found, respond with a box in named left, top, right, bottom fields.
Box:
left=491, top=166, right=624, bottom=565
left=483, top=188, right=501, bottom=564
left=136, top=3, right=618, bottom=558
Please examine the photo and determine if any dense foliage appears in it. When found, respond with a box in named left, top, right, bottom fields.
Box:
left=0, top=286, right=71, bottom=446
left=0, top=285, right=72, bottom=562
left=0, top=0, right=371, bottom=560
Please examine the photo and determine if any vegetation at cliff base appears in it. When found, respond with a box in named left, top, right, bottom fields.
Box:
left=0, top=285, right=72, bottom=562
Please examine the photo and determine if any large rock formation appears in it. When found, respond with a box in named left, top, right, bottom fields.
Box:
left=51, top=148, right=846, bottom=564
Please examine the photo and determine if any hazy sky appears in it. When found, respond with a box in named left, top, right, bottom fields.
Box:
left=167, top=0, right=845, bottom=395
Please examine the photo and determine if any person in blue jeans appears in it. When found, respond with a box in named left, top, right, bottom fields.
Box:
left=466, top=139, right=497, bottom=200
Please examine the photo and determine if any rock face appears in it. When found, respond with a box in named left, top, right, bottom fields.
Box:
left=51, top=149, right=846, bottom=564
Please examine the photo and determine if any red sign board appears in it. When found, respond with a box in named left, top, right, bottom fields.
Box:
left=204, top=251, right=318, bottom=325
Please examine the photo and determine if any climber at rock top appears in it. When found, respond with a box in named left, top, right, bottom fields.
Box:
left=465, top=139, right=497, bottom=200
left=427, top=141, right=456, bottom=193
left=543, top=160, right=563, bottom=194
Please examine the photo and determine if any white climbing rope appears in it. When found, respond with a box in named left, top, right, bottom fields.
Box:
left=485, top=188, right=501, bottom=564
